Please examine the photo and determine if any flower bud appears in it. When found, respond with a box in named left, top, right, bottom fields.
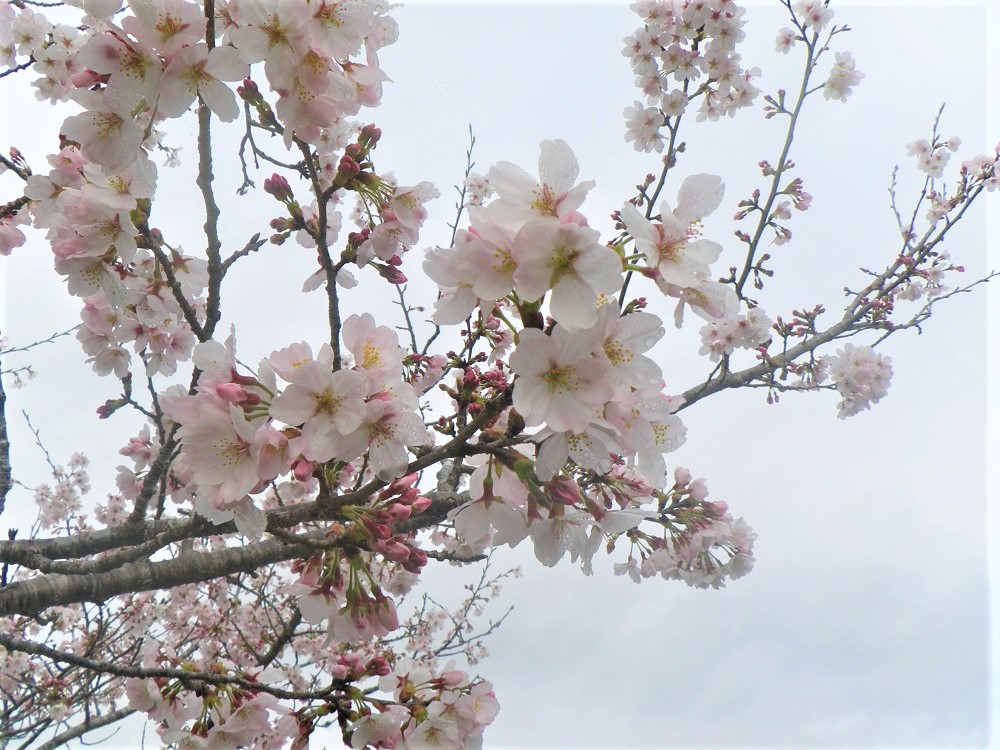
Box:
left=366, top=656, right=391, bottom=677
left=216, top=382, right=248, bottom=405
left=410, top=496, right=431, bottom=514
left=263, top=174, right=293, bottom=202
left=292, top=459, right=314, bottom=482
left=237, top=78, right=262, bottom=104
left=385, top=503, right=412, bottom=521
left=377, top=264, right=407, bottom=285
left=547, top=475, right=583, bottom=505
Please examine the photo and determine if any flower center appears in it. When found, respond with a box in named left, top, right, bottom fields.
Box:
left=543, top=366, right=576, bottom=393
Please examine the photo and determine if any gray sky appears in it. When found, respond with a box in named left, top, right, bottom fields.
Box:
left=1, top=2, right=997, bottom=749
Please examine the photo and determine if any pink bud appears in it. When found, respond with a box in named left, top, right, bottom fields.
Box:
left=382, top=541, right=412, bottom=562
left=378, top=264, right=407, bottom=285
left=410, top=496, right=431, bottom=514
left=704, top=500, right=729, bottom=517
left=263, top=174, right=292, bottom=202
left=385, top=503, right=412, bottom=521
left=547, top=475, right=583, bottom=506
left=366, top=656, right=391, bottom=676
left=237, top=78, right=260, bottom=101
left=292, top=459, right=314, bottom=482
left=405, top=548, right=428, bottom=571
left=391, top=473, right=419, bottom=493
left=216, top=382, right=248, bottom=404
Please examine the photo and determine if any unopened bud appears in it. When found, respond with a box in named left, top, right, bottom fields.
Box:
left=215, top=382, right=248, bottom=404
left=237, top=78, right=261, bottom=103
left=385, top=503, right=412, bottom=521
left=410, top=496, right=431, bottom=514
left=263, top=174, right=292, bottom=202
left=547, top=475, right=583, bottom=505
left=377, top=264, right=407, bottom=285
left=292, top=459, right=314, bottom=482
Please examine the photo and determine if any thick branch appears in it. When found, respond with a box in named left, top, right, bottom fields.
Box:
left=1, top=384, right=507, bottom=566
left=0, top=536, right=317, bottom=616
left=0, top=350, right=10, bottom=518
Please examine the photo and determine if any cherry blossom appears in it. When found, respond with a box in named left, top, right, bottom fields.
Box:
left=0, top=2, right=989, bottom=748
left=824, top=343, right=893, bottom=418
left=620, top=173, right=726, bottom=292
left=477, top=139, right=596, bottom=230
left=61, top=88, right=146, bottom=172
left=823, top=51, right=863, bottom=102
left=121, top=0, right=207, bottom=58
left=270, top=365, right=367, bottom=441
left=512, top=218, right=622, bottom=330
left=158, top=43, right=250, bottom=122
left=509, top=327, right=613, bottom=435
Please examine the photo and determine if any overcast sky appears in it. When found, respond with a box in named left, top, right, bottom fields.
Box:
left=1, top=2, right=997, bottom=749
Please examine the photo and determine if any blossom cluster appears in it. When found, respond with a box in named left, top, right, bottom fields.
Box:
left=622, top=0, right=761, bottom=151
left=907, top=135, right=961, bottom=179
left=157, top=314, right=431, bottom=539
left=422, top=141, right=755, bottom=582
left=32, top=452, right=90, bottom=530
left=2, top=0, right=396, bottom=146
left=614, top=467, right=756, bottom=588
left=823, top=343, right=893, bottom=418
left=25, top=143, right=210, bottom=377
left=0, top=0, right=421, bottom=380
left=822, top=51, right=863, bottom=102
left=126, top=650, right=497, bottom=750
left=698, top=306, right=772, bottom=361
left=3, top=0, right=990, bottom=747
left=775, top=3, right=863, bottom=103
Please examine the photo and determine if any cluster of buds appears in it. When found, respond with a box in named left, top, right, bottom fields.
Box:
left=773, top=304, right=825, bottom=341
left=237, top=78, right=278, bottom=129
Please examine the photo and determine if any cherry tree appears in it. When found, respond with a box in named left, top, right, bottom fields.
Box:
left=0, top=0, right=994, bottom=748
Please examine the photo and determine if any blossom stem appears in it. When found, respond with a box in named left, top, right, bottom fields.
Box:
left=734, top=28, right=817, bottom=300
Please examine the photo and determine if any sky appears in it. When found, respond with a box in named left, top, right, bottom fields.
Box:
left=1, top=2, right=997, bottom=749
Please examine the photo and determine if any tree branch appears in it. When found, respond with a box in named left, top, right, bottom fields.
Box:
left=32, top=707, right=135, bottom=750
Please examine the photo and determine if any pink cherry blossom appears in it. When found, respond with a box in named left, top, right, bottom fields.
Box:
left=620, top=173, right=726, bottom=290
left=158, top=43, right=250, bottom=122
left=512, top=219, right=622, bottom=330
left=509, top=327, right=613, bottom=434
left=121, top=0, right=207, bottom=58
left=479, top=139, right=596, bottom=230
left=61, top=88, right=146, bottom=172
left=78, top=32, right=163, bottom=107
left=342, top=312, right=406, bottom=386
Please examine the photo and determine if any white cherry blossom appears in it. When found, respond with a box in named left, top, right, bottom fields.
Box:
left=620, top=173, right=726, bottom=290
left=158, top=43, right=250, bottom=122
left=478, top=139, right=596, bottom=230
left=509, top=327, right=613, bottom=434
left=512, top=219, right=622, bottom=330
